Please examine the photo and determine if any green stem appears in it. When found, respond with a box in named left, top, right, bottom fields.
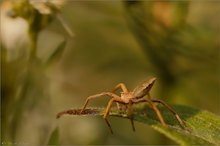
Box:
left=10, top=28, right=38, bottom=141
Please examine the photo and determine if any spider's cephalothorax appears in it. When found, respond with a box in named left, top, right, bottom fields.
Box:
left=80, top=77, right=186, bottom=134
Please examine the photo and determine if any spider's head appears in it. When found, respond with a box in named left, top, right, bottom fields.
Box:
left=121, top=92, right=133, bottom=103
left=132, top=77, right=157, bottom=99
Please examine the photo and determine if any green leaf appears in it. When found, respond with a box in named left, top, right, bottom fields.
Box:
left=47, top=127, right=59, bottom=145
left=46, top=39, right=67, bottom=66
left=57, top=105, right=220, bottom=145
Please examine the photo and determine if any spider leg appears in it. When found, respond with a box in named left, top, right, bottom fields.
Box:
left=104, top=97, right=124, bottom=134
left=147, top=94, right=167, bottom=127
left=130, top=116, right=135, bottom=131
left=127, top=101, right=135, bottom=132
left=133, top=97, right=167, bottom=128
left=80, top=92, right=120, bottom=114
left=151, top=99, right=187, bottom=129
left=133, top=98, right=186, bottom=129
left=112, top=83, right=129, bottom=93
left=110, top=82, right=135, bottom=131
left=112, top=83, right=129, bottom=111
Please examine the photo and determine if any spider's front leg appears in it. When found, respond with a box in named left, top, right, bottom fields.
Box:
left=112, top=83, right=128, bottom=111
left=104, top=97, right=124, bottom=134
left=112, top=83, right=129, bottom=93
left=80, top=92, right=120, bottom=114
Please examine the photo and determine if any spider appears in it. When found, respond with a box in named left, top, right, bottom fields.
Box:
left=80, top=77, right=186, bottom=134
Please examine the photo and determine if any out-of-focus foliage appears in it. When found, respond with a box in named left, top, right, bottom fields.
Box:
left=47, top=127, right=59, bottom=145
left=45, top=39, right=66, bottom=66
left=1, top=0, right=68, bottom=144
left=1, top=0, right=219, bottom=145
left=124, top=1, right=219, bottom=104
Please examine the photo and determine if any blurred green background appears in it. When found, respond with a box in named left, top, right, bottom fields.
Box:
left=1, top=0, right=219, bottom=145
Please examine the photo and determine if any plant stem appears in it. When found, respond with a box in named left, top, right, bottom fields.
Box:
left=10, top=27, right=38, bottom=141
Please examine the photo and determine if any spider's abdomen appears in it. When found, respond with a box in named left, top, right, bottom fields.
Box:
left=133, top=77, right=156, bottom=99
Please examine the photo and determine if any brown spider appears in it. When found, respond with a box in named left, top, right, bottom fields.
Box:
left=80, top=77, right=186, bottom=134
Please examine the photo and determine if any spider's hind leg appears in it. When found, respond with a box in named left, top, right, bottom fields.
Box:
left=151, top=99, right=187, bottom=129
left=147, top=96, right=167, bottom=128
left=133, top=97, right=167, bottom=128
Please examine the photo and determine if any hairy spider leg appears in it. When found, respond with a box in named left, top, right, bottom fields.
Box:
left=133, top=99, right=186, bottom=129
left=80, top=92, right=120, bottom=114
left=104, top=97, right=125, bottom=134
left=147, top=94, right=167, bottom=127
left=112, top=83, right=129, bottom=111
left=151, top=99, right=187, bottom=129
